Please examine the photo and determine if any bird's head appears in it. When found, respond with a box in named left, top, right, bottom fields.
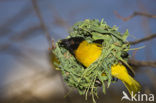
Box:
left=59, top=37, right=84, bottom=55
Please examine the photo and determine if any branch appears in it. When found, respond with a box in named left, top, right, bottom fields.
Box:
left=0, top=43, right=11, bottom=52
left=114, top=11, right=156, bottom=21
left=0, top=25, right=42, bottom=52
left=0, top=5, right=32, bottom=37
left=0, top=5, right=32, bottom=28
left=129, top=33, right=156, bottom=45
left=128, top=59, right=156, bottom=68
left=10, top=25, right=41, bottom=41
left=32, top=0, right=52, bottom=46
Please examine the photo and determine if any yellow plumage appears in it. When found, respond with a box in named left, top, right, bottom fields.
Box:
left=74, top=41, right=102, bottom=67
left=111, top=64, right=141, bottom=95
left=74, top=40, right=141, bottom=95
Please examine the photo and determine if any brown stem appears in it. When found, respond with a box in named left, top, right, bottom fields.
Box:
left=129, top=33, right=156, bottom=45
left=128, top=59, right=156, bottom=68
left=114, top=11, right=156, bottom=21
left=32, top=0, right=52, bottom=47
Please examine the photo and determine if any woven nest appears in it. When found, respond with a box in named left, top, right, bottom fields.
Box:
left=52, top=19, right=130, bottom=102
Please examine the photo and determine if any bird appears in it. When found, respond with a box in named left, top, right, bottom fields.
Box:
left=53, top=36, right=141, bottom=95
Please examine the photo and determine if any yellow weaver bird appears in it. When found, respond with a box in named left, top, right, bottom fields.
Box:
left=52, top=37, right=141, bottom=95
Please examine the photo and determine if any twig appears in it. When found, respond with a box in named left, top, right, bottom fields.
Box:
left=0, top=5, right=32, bottom=37
left=10, top=25, right=41, bottom=41
left=129, top=33, right=156, bottom=45
left=0, top=26, right=41, bottom=52
left=114, top=11, right=156, bottom=21
left=50, top=6, right=70, bottom=29
left=0, top=43, right=11, bottom=52
left=32, top=0, right=52, bottom=47
left=128, top=59, right=156, bottom=68
left=0, top=5, right=32, bottom=28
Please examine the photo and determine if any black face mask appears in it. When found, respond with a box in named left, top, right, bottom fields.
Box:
left=59, top=37, right=84, bottom=55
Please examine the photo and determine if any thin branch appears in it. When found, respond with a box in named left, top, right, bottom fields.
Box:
left=10, top=25, right=41, bottom=41
left=128, top=59, right=156, bottom=68
left=0, top=5, right=32, bottom=37
left=0, top=43, right=11, bottom=52
left=0, top=26, right=41, bottom=52
left=0, top=5, right=32, bottom=28
left=129, top=33, right=156, bottom=45
left=114, top=11, right=156, bottom=21
left=32, top=0, right=52, bottom=47
left=50, top=6, right=70, bottom=29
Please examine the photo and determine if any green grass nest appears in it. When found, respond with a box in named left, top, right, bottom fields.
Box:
left=52, top=19, right=130, bottom=102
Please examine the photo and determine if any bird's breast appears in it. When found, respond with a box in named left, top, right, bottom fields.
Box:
left=74, top=41, right=102, bottom=67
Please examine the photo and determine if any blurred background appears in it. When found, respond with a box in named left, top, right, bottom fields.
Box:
left=0, top=0, right=156, bottom=103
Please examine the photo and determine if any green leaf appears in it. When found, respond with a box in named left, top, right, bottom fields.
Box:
left=122, top=29, right=129, bottom=41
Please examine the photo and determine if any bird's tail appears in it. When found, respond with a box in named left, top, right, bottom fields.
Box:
left=122, top=75, right=141, bottom=96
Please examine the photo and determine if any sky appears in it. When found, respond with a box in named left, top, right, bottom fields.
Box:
left=0, top=0, right=156, bottom=98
